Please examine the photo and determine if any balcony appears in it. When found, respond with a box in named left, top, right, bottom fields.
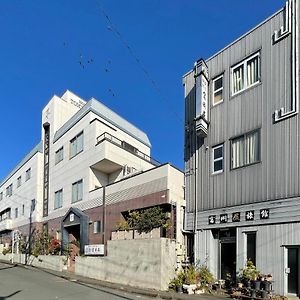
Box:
left=91, top=132, right=160, bottom=173
left=0, top=219, right=13, bottom=232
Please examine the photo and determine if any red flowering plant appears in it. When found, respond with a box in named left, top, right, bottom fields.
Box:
left=49, top=238, right=61, bottom=255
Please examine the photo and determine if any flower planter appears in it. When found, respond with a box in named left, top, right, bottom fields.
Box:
left=261, top=290, right=268, bottom=299
left=251, top=290, right=257, bottom=298
left=253, top=280, right=261, bottom=290
left=182, top=284, right=197, bottom=294
left=244, top=280, right=251, bottom=288
left=195, top=288, right=205, bottom=294
left=261, top=281, right=271, bottom=292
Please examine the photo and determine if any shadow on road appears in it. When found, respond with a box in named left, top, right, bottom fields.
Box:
left=31, top=266, right=140, bottom=300
left=0, top=264, right=17, bottom=271
left=0, top=290, right=22, bottom=299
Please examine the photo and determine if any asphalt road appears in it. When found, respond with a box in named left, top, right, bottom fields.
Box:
left=0, top=262, right=152, bottom=300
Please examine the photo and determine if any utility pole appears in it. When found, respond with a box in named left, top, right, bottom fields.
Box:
left=102, top=186, right=106, bottom=249
left=26, top=199, right=35, bottom=265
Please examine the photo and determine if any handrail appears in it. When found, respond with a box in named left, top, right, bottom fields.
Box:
left=96, top=132, right=160, bottom=166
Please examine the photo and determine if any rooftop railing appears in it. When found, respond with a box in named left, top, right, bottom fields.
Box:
left=96, top=132, right=160, bottom=166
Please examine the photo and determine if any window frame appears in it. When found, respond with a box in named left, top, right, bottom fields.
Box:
left=72, top=179, right=83, bottom=203
left=70, top=131, right=84, bottom=159
left=212, top=144, right=224, bottom=175
left=54, top=189, right=63, bottom=209
left=6, top=184, right=13, bottom=197
left=230, top=129, right=260, bottom=170
left=246, top=231, right=257, bottom=266
left=231, top=51, right=261, bottom=96
left=93, top=220, right=102, bottom=234
left=25, top=168, right=31, bottom=181
left=212, top=74, right=224, bottom=106
left=55, top=147, right=64, bottom=165
left=17, top=176, right=22, bottom=188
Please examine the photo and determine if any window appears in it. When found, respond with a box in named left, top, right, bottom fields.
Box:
left=15, top=208, right=18, bottom=219
left=231, top=52, right=260, bottom=95
left=55, top=147, right=64, bottom=164
left=122, top=141, right=137, bottom=154
left=17, top=176, right=22, bottom=188
left=22, top=204, right=25, bottom=216
left=70, top=132, right=84, bottom=158
left=231, top=130, right=260, bottom=169
left=0, top=208, right=11, bottom=221
left=93, top=221, right=101, bottom=234
left=54, top=189, right=63, bottom=209
left=246, top=232, right=256, bottom=265
left=31, top=199, right=36, bottom=212
left=212, top=75, right=223, bottom=105
left=0, top=192, right=2, bottom=201
left=25, top=168, right=31, bottom=181
left=6, top=184, right=13, bottom=197
left=212, top=144, right=224, bottom=174
left=72, top=180, right=83, bottom=203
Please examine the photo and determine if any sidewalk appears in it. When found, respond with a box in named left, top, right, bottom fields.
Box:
left=0, top=259, right=229, bottom=300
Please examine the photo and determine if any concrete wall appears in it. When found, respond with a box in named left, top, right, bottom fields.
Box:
left=75, top=238, right=176, bottom=290
left=0, top=254, right=67, bottom=272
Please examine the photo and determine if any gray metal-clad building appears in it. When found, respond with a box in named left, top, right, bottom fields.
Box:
left=183, top=0, right=300, bottom=295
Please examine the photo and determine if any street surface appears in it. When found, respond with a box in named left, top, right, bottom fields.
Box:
left=0, top=262, right=152, bottom=300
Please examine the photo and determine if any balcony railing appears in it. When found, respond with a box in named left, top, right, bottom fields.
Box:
left=96, top=132, right=160, bottom=166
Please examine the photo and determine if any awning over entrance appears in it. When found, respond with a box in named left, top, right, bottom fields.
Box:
left=61, top=207, right=89, bottom=254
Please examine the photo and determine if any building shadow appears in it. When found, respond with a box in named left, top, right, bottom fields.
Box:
left=0, top=290, right=22, bottom=299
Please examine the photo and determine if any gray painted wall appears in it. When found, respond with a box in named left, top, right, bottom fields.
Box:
left=184, top=4, right=300, bottom=218
left=194, top=222, right=300, bottom=295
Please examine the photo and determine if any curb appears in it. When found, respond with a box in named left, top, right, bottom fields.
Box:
left=0, top=260, right=227, bottom=300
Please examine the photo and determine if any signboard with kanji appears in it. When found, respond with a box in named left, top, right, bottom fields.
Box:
left=245, top=210, right=255, bottom=221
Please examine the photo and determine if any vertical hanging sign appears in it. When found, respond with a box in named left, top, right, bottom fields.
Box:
left=194, top=59, right=209, bottom=137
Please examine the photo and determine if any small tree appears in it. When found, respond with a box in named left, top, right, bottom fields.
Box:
left=135, top=207, right=168, bottom=234
left=115, top=207, right=170, bottom=234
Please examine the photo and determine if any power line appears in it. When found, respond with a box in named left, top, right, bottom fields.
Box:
left=95, top=0, right=183, bottom=123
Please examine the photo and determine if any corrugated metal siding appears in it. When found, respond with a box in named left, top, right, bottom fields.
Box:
left=237, top=223, right=300, bottom=295
left=195, top=230, right=219, bottom=276
left=184, top=8, right=300, bottom=212
left=195, top=222, right=300, bottom=295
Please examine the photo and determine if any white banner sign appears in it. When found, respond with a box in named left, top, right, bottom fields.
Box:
left=84, top=244, right=105, bottom=255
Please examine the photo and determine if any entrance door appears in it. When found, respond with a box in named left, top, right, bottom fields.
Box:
left=288, top=248, right=299, bottom=294
left=220, top=242, right=236, bottom=280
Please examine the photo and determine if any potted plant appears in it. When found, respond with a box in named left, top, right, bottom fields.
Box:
left=198, top=265, right=215, bottom=293
left=169, top=271, right=184, bottom=293
left=240, top=260, right=260, bottom=288
left=182, top=265, right=198, bottom=294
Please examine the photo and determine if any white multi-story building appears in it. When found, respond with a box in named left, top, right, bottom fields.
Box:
left=0, top=90, right=185, bottom=260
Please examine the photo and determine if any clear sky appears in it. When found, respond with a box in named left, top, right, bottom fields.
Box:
left=0, top=0, right=285, bottom=181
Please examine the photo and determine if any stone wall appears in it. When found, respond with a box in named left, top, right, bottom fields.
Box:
left=75, top=238, right=176, bottom=290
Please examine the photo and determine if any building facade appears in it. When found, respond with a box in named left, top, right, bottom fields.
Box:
left=184, top=0, right=299, bottom=295
left=0, top=90, right=185, bottom=264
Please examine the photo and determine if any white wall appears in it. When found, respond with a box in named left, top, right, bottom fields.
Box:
left=0, top=151, right=43, bottom=228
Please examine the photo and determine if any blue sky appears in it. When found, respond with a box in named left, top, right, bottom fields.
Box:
left=0, top=0, right=284, bottom=180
